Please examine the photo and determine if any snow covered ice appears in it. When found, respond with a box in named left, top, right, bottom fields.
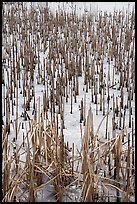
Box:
left=2, top=2, right=135, bottom=202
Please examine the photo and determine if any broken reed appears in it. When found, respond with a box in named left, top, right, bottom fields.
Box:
left=80, top=107, right=135, bottom=202
left=2, top=2, right=135, bottom=202
left=2, top=97, right=74, bottom=202
left=5, top=3, right=134, bottom=133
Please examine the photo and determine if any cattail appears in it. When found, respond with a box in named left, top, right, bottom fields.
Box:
left=91, top=85, right=94, bottom=103
left=80, top=99, right=84, bottom=123
left=121, top=84, right=124, bottom=110
left=115, top=96, right=118, bottom=117
left=72, top=142, right=74, bottom=175
left=102, top=83, right=105, bottom=116
left=70, top=80, right=73, bottom=114
left=83, top=93, right=86, bottom=126
left=100, top=87, right=102, bottom=111
left=95, top=77, right=98, bottom=104
left=3, top=86, right=6, bottom=117
left=119, top=101, right=122, bottom=129
left=128, top=91, right=131, bottom=128
left=132, top=118, right=135, bottom=175
left=15, top=79, right=18, bottom=140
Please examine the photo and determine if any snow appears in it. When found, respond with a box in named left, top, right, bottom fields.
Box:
left=30, top=2, right=135, bottom=14
left=2, top=2, right=135, bottom=202
left=96, top=2, right=134, bottom=12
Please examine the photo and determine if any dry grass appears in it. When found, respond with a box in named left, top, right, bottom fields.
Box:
left=2, top=2, right=135, bottom=202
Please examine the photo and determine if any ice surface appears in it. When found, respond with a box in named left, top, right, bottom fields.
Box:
left=2, top=2, right=135, bottom=202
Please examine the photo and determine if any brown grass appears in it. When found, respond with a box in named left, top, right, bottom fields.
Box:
left=2, top=2, right=135, bottom=202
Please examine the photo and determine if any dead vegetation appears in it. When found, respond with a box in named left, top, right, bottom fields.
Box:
left=2, top=2, right=135, bottom=202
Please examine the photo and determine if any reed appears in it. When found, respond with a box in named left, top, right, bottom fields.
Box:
left=2, top=2, right=135, bottom=202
